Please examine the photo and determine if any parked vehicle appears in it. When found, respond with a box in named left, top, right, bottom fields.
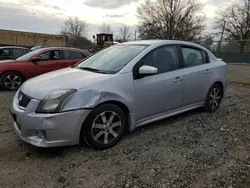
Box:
left=30, top=46, right=44, bottom=51
left=0, top=46, right=30, bottom=60
left=10, top=40, right=227, bottom=149
left=0, top=47, right=91, bottom=90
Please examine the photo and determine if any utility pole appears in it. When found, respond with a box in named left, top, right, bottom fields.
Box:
left=135, top=31, right=137, bottom=41
left=217, top=20, right=226, bottom=57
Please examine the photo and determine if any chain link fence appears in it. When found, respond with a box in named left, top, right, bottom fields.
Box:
left=196, top=40, right=250, bottom=64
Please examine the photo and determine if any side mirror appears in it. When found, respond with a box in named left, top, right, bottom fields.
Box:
left=138, top=65, right=158, bottom=75
left=31, top=57, right=41, bottom=63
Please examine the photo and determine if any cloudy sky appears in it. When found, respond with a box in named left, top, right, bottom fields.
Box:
left=0, top=0, right=236, bottom=39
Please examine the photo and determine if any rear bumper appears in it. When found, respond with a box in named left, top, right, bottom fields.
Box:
left=10, top=92, right=91, bottom=147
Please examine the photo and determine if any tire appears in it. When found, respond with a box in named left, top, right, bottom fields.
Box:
left=0, top=71, right=24, bottom=91
left=80, top=104, right=126, bottom=150
left=204, top=83, right=223, bottom=113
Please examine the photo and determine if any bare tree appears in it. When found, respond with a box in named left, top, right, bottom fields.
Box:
left=215, top=0, right=250, bottom=52
left=117, top=25, right=132, bottom=42
left=137, top=0, right=205, bottom=40
left=62, top=17, right=87, bottom=39
left=99, top=23, right=114, bottom=34
left=200, top=35, right=214, bottom=51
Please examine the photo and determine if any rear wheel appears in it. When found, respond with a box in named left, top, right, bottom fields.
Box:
left=0, top=71, right=24, bottom=91
left=204, top=83, right=223, bottom=113
left=80, top=104, right=126, bottom=150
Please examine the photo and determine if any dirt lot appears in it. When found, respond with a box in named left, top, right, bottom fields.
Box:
left=1, top=65, right=250, bottom=188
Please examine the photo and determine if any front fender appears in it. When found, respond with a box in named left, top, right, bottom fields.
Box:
left=61, top=89, right=132, bottom=112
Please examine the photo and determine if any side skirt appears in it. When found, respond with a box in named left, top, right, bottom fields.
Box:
left=132, top=102, right=204, bottom=130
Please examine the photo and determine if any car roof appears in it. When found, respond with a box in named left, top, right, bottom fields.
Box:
left=122, top=40, right=205, bottom=49
left=0, top=46, right=29, bottom=50
left=39, top=47, right=91, bottom=54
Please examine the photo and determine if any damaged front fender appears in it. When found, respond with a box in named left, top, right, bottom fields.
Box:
left=61, top=89, right=131, bottom=111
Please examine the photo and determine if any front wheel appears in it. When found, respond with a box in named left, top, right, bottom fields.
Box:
left=81, top=104, right=126, bottom=150
left=204, top=83, right=223, bottom=113
left=0, top=71, right=24, bottom=91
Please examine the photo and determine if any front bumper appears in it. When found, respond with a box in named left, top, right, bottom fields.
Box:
left=10, top=92, right=91, bottom=147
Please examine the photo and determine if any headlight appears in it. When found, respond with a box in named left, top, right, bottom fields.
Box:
left=36, top=89, right=76, bottom=113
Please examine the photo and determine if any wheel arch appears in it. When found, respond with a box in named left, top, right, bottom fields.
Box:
left=96, top=100, right=130, bottom=116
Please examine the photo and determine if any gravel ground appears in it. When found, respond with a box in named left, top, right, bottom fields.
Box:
left=228, top=64, right=250, bottom=83
left=1, top=65, right=250, bottom=188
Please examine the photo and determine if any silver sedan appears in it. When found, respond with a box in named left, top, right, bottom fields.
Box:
left=10, top=40, right=227, bottom=149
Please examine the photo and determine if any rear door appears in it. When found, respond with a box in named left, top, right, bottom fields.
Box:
left=180, top=46, right=212, bottom=106
left=59, top=50, right=84, bottom=68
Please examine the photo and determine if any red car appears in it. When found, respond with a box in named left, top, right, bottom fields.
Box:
left=0, top=47, right=91, bottom=90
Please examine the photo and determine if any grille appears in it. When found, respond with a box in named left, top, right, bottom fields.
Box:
left=18, top=91, right=31, bottom=108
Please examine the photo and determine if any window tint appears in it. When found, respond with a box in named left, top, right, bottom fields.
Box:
left=0, top=49, right=11, bottom=57
left=64, top=50, right=82, bottom=59
left=202, top=50, right=210, bottom=64
left=81, top=53, right=88, bottom=58
left=143, top=46, right=178, bottom=74
left=182, top=47, right=203, bottom=67
left=13, top=49, right=28, bottom=58
left=38, top=50, right=62, bottom=61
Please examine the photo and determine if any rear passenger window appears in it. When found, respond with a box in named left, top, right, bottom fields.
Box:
left=64, top=50, right=82, bottom=59
left=143, top=46, right=179, bottom=74
left=202, top=50, right=210, bottom=64
left=181, top=47, right=203, bottom=68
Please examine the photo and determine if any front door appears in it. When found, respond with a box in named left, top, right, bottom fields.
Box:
left=134, top=45, right=183, bottom=121
left=28, top=50, right=63, bottom=78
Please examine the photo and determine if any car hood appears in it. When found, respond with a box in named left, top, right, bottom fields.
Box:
left=21, top=68, right=114, bottom=99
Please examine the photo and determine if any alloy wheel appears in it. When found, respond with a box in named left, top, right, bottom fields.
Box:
left=91, top=111, right=122, bottom=145
left=4, top=74, right=22, bottom=90
left=209, top=88, right=222, bottom=110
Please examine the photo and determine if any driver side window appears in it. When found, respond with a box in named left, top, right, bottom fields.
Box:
left=142, top=46, right=179, bottom=74
left=38, top=51, right=50, bottom=60
left=38, top=50, right=61, bottom=61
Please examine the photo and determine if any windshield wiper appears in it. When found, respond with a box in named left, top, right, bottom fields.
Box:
left=77, top=67, right=108, bottom=74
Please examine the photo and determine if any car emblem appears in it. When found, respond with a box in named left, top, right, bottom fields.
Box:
left=18, top=94, right=23, bottom=102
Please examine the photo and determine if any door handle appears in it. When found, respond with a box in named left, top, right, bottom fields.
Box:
left=174, top=76, right=182, bottom=83
left=205, top=69, right=211, bottom=74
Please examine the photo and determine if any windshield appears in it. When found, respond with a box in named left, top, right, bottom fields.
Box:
left=77, top=44, right=148, bottom=74
left=16, top=49, right=44, bottom=61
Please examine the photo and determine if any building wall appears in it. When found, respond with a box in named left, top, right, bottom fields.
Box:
left=0, top=29, right=68, bottom=47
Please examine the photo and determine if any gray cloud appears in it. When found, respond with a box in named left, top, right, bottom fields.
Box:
left=0, top=4, right=135, bottom=40
left=104, top=14, right=125, bottom=18
left=21, top=0, right=42, bottom=5
left=21, top=0, right=65, bottom=11
left=51, top=5, right=64, bottom=10
left=84, top=0, right=139, bottom=9
left=0, top=5, right=64, bottom=34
